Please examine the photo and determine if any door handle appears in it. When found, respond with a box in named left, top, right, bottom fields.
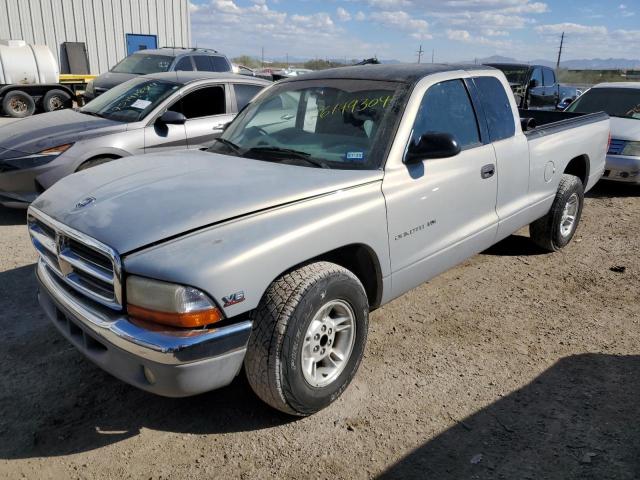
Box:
left=481, top=163, right=496, bottom=179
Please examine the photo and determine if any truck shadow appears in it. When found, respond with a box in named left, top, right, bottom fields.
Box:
left=379, top=353, right=640, bottom=479
left=587, top=181, right=640, bottom=198
left=0, top=264, right=295, bottom=460
left=0, top=206, right=27, bottom=226
left=481, top=234, right=549, bottom=257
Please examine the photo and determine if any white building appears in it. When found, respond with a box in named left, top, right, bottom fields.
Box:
left=0, top=0, right=191, bottom=75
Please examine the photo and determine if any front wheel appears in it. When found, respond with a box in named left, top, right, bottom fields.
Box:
left=244, top=262, right=369, bottom=416
left=529, top=174, right=584, bottom=251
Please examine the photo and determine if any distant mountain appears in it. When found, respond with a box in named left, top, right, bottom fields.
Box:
left=470, top=55, right=640, bottom=70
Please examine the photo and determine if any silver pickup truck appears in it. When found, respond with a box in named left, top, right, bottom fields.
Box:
left=27, top=64, right=609, bottom=416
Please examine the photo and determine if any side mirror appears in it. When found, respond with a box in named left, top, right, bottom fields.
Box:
left=158, top=110, right=187, bottom=125
left=405, top=132, right=461, bottom=163
left=529, top=79, right=539, bottom=89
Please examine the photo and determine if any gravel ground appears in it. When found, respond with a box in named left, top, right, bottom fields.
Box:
left=0, top=181, right=638, bottom=479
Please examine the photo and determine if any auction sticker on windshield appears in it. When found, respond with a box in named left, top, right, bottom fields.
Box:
left=131, top=99, right=152, bottom=110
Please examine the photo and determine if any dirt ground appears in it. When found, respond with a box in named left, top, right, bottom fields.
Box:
left=0, top=181, right=638, bottom=480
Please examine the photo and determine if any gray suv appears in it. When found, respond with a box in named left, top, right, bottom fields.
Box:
left=84, top=48, right=232, bottom=100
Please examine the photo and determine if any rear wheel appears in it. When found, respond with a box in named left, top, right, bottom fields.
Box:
left=244, top=261, right=369, bottom=416
left=530, top=174, right=584, bottom=251
left=2, top=90, right=36, bottom=118
left=42, top=89, right=72, bottom=112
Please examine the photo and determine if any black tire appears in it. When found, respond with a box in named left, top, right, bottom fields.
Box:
left=530, top=174, right=584, bottom=252
left=42, top=89, right=72, bottom=112
left=76, top=156, right=118, bottom=171
left=245, top=261, right=369, bottom=416
left=2, top=90, right=36, bottom=118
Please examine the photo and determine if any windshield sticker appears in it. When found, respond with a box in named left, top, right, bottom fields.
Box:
left=131, top=99, right=152, bottom=110
left=345, top=151, right=365, bottom=162
left=319, top=95, right=393, bottom=119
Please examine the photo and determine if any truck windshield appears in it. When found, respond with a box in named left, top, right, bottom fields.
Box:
left=110, top=54, right=174, bottom=74
left=208, top=79, right=404, bottom=169
left=488, top=65, right=529, bottom=85
left=80, top=78, right=180, bottom=122
left=566, top=87, right=640, bottom=120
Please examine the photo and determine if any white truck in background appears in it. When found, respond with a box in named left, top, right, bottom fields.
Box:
left=0, top=40, right=75, bottom=117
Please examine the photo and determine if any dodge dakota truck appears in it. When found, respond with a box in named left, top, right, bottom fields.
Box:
left=27, top=64, right=609, bottom=416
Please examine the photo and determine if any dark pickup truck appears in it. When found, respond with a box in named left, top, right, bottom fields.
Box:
left=485, top=63, right=582, bottom=110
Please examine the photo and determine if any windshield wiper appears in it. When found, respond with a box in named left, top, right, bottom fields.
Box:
left=244, top=146, right=329, bottom=169
left=79, top=111, right=104, bottom=118
left=211, top=138, right=242, bottom=154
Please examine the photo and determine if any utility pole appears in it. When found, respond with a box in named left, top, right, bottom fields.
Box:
left=261, top=46, right=264, bottom=68
left=417, top=44, right=424, bottom=63
left=286, top=53, right=289, bottom=66
left=556, top=32, right=564, bottom=69
left=431, top=48, right=434, bottom=63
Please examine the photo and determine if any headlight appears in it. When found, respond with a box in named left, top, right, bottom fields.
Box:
left=39, top=143, right=73, bottom=155
left=0, top=143, right=73, bottom=171
left=621, top=141, right=640, bottom=157
left=126, top=276, right=223, bottom=328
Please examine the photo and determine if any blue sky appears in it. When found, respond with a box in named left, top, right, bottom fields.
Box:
left=189, top=0, right=640, bottom=62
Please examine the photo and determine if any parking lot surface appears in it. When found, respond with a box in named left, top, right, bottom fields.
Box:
left=0, top=182, right=639, bottom=479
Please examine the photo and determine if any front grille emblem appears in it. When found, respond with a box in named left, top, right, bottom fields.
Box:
left=75, top=197, right=96, bottom=209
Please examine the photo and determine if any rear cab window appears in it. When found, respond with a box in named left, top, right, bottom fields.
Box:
left=473, top=76, right=516, bottom=142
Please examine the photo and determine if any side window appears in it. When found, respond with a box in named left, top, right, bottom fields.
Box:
left=173, top=86, right=225, bottom=119
left=193, top=56, right=214, bottom=72
left=530, top=68, right=543, bottom=87
left=473, top=76, right=515, bottom=142
left=211, top=56, right=231, bottom=72
left=543, top=68, right=556, bottom=86
left=234, top=84, right=264, bottom=110
left=410, top=79, right=480, bottom=149
left=174, top=57, right=193, bottom=71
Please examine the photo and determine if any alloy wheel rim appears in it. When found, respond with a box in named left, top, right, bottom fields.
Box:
left=301, top=299, right=356, bottom=388
left=560, top=193, right=579, bottom=237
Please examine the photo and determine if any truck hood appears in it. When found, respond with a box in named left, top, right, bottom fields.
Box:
left=31, top=150, right=383, bottom=254
left=0, top=109, right=125, bottom=155
left=609, top=116, right=640, bottom=141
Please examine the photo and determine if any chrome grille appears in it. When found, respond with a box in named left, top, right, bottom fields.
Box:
left=28, top=208, right=123, bottom=310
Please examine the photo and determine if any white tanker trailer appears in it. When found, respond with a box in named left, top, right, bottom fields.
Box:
left=0, top=39, right=76, bottom=118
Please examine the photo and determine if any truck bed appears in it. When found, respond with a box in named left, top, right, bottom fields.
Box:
left=519, top=109, right=609, bottom=139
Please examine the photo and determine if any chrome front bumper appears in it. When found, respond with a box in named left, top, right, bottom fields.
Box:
left=604, top=155, right=640, bottom=183
left=37, top=260, right=252, bottom=397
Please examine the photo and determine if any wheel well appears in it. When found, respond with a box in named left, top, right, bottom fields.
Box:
left=564, top=155, right=589, bottom=188
left=77, top=154, right=121, bottom=171
left=307, top=244, right=383, bottom=309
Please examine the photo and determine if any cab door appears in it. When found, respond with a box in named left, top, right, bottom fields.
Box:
left=382, top=77, right=499, bottom=298
left=178, top=84, right=236, bottom=150
left=527, top=67, right=545, bottom=109
left=143, top=92, right=187, bottom=153
left=542, top=67, right=559, bottom=109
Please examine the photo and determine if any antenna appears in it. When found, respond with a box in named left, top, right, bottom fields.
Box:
left=556, top=32, right=564, bottom=70
left=417, top=44, right=424, bottom=64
